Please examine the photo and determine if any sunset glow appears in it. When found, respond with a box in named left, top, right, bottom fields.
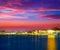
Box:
left=0, top=0, right=60, bottom=31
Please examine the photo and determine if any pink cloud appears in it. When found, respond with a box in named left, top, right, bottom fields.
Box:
left=0, top=7, right=28, bottom=19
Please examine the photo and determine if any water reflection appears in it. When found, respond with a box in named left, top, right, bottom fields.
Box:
left=0, top=35, right=60, bottom=50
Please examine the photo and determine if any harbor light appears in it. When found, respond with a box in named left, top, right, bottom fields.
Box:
left=47, top=30, right=55, bottom=35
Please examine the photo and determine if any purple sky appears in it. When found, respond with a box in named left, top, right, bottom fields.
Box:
left=0, top=0, right=60, bottom=31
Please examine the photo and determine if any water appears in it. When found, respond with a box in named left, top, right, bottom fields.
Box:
left=0, top=35, right=60, bottom=50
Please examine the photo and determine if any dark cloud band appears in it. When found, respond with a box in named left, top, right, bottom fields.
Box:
left=45, top=14, right=60, bottom=19
left=0, top=0, right=60, bottom=9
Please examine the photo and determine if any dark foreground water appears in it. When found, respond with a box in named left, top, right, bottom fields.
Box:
left=0, top=35, right=60, bottom=50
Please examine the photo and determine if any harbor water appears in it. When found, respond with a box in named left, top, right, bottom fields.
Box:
left=0, top=34, right=60, bottom=50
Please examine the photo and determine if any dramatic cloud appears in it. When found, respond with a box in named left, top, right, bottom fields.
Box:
left=0, top=0, right=60, bottom=9
left=0, top=7, right=60, bottom=20
left=0, top=0, right=60, bottom=30
left=0, top=8, right=28, bottom=20
left=44, top=14, right=60, bottom=19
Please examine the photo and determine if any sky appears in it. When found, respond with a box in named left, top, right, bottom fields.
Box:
left=0, top=0, right=60, bottom=31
